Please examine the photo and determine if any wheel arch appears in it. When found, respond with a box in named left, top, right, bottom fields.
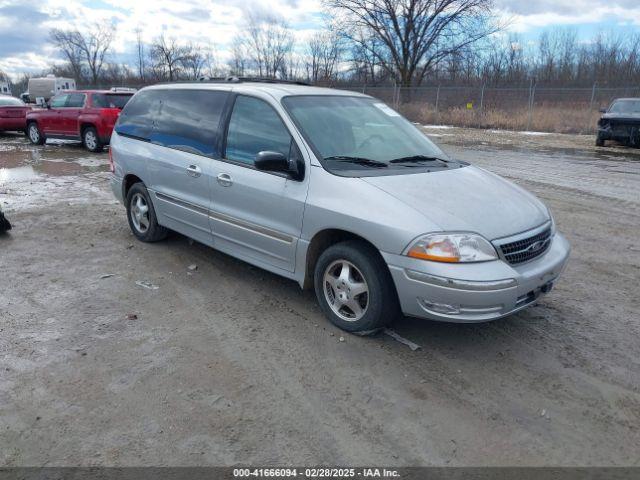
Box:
left=302, top=228, right=384, bottom=290
left=80, top=122, right=96, bottom=135
left=122, top=174, right=145, bottom=201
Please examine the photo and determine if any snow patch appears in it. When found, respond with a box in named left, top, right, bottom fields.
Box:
left=422, top=124, right=454, bottom=129
left=487, top=129, right=551, bottom=136
left=519, top=131, right=551, bottom=136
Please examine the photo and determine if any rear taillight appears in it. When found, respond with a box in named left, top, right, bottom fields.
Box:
left=108, top=147, right=115, bottom=173
left=100, top=108, right=121, bottom=119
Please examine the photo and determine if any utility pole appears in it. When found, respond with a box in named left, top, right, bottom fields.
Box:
left=527, top=78, right=536, bottom=131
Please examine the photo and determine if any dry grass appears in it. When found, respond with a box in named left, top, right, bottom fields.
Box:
left=399, top=103, right=602, bottom=134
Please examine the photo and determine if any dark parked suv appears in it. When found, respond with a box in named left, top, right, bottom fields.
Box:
left=26, top=88, right=135, bottom=152
left=596, top=98, right=640, bottom=147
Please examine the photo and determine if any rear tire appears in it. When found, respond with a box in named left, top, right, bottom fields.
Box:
left=83, top=126, right=103, bottom=153
left=27, top=122, right=45, bottom=145
left=126, top=183, right=168, bottom=242
left=314, top=240, right=399, bottom=333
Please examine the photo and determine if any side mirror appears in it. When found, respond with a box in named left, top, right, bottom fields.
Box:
left=36, top=97, right=47, bottom=108
left=255, top=151, right=290, bottom=173
left=599, top=108, right=607, bottom=114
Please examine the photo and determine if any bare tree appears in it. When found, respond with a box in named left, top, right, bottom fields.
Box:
left=135, top=26, right=145, bottom=81
left=348, top=29, right=387, bottom=84
left=284, top=50, right=304, bottom=80
left=181, top=43, right=207, bottom=79
left=199, top=44, right=223, bottom=78
left=237, top=13, right=294, bottom=78
left=327, top=0, right=499, bottom=87
left=50, top=29, right=85, bottom=81
left=229, top=37, right=249, bottom=76
left=306, top=31, right=342, bottom=83
left=149, top=34, right=189, bottom=81
left=50, top=24, right=116, bottom=84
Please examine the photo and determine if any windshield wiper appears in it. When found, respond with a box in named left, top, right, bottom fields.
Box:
left=389, top=155, right=448, bottom=164
left=324, top=156, right=388, bottom=168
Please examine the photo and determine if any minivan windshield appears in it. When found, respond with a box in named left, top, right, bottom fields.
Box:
left=282, top=95, right=462, bottom=176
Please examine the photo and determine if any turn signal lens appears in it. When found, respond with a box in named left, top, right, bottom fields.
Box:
left=406, top=233, right=497, bottom=263
left=408, top=237, right=460, bottom=262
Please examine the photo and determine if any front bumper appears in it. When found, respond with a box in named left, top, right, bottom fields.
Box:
left=384, top=232, right=570, bottom=323
left=598, top=120, right=640, bottom=141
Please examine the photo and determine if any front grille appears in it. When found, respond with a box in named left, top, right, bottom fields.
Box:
left=499, top=228, right=552, bottom=265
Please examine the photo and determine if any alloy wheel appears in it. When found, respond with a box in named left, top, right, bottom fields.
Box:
left=323, top=260, right=369, bottom=321
left=84, top=130, right=97, bottom=150
left=29, top=124, right=39, bottom=143
left=130, top=193, right=150, bottom=233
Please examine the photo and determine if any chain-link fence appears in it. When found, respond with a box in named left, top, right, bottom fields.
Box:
left=343, top=84, right=640, bottom=134
left=78, top=81, right=640, bottom=134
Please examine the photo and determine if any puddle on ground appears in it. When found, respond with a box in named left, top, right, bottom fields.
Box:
left=0, top=165, right=40, bottom=183
left=0, top=133, right=109, bottom=185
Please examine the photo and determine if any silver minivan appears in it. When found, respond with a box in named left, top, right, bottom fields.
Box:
left=110, top=80, right=570, bottom=333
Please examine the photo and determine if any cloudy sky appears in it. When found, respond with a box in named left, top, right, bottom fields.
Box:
left=0, top=0, right=639, bottom=79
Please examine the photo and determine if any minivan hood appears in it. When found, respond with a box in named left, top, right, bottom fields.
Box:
left=362, top=165, right=549, bottom=240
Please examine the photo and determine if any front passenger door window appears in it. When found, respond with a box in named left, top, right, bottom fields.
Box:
left=225, top=96, right=292, bottom=165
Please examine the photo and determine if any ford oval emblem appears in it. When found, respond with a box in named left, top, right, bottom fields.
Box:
left=527, top=240, right=545, bottom=253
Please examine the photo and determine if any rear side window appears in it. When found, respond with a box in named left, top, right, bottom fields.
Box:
left=93, top=94, right=132, bottom=109
left=150, top=90, right=228, bottom=158
left=225, top=96, right=292, bottom=165
left=115, top=90, right=162, bottom=141
left=66, top=93, right=86, bottom=108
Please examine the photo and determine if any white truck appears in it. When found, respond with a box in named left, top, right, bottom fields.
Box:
left=23, top=75, right=76, bottom=103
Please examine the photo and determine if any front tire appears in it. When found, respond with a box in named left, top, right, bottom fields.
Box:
left=595, top=133, right=605, bottom=147
left=27, top=122, right=45, bottom=145
left=630, top=127, right=640, bottom=148
left=126, top=183, right=168, bottom=242
left=83, top=126, right=103, bottom=153
left=314, top=240, right=399, bottom=333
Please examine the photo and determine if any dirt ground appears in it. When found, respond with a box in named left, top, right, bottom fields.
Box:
left=1, top=128, right=639, bottom=466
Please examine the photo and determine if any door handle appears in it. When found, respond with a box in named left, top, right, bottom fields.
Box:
left=217, top=173, right=233, bottom=187
left=186, top=165, right=201, bottom=178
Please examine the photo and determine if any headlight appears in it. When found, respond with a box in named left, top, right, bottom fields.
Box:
left=405, top=233, right=498, bottom=263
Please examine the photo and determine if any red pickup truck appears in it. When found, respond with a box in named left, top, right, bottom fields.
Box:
left=26, top=89, right=135, bottom=152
